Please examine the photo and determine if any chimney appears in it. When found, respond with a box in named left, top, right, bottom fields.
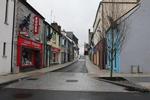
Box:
left=51, top=22, right=61, bottom=33
left=51, top=23, right=58, bottom=31
left=58, top=25, right=61, bottom=33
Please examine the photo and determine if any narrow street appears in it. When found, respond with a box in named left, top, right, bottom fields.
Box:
left=55, top=59, right=87, bottom=73
left=0, top=58, right=150, bottom=100
left=1, top=0, right=150, bottom=99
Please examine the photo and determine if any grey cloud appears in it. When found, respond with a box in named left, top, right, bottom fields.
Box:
left=28, top=0, right=101, bottom=54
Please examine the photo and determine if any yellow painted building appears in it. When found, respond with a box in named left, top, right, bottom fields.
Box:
left=47, top=26, right=61, bottom=64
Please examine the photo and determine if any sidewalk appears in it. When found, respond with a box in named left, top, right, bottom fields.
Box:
left=85, top=56, right=150, bottom=91
left=85, top=56, right=110, bottom=77
left=86, top=56, right=150, bottom=77
left=0, top=60, right=77, bottom=86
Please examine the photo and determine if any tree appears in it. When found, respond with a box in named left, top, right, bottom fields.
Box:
left=101, top=0, right=140, bottom=77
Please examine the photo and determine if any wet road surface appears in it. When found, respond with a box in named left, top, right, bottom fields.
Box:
left=1, top=59, right=149, bottom=100
left=5, top=72, right=128, bottom=92
left=1, top=88, right=150, bottom=100
left=56, top=59, right=88, bottom=73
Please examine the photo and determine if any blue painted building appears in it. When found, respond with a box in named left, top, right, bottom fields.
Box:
left=106, top=28, right=121, bottom=73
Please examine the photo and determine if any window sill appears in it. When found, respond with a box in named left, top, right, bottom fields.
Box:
left=4, top=22, right=9, bottom=25
left=2, top=56, right=7, bottom=58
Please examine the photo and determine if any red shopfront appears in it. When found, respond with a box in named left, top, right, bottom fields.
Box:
left=17, top=36, right=43, bottom=69
left=51, top=47, right=60, bottom=64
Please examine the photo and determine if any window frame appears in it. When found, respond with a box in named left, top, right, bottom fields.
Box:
left=3, top=42, right=7, bottom=57
left=4, top=0, right=9, bottom=25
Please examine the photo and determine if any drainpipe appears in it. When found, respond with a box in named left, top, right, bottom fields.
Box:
left=11, top=0, right=16, bottom=73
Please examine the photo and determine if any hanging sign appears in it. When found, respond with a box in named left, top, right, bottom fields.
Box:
left=34, top=16, right=40, bottom=35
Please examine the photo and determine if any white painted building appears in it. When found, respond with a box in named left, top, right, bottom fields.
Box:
left=93, top=3, right=103, bottom=46
left=0, top=0, right=14, bottom=75
left=120, top=0, right=150, bottom=73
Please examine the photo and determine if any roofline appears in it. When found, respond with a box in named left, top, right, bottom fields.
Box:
left=61, top=31, right=73, bottom=42
left=66, top=31, right=78, bottom=41
left=44, top=21, right=51, bottom=26
left=50, top=25, right=62, bottom=35
left=19, top=0, right=45, bottom=19
left=93, top=2, right=102, bottom=28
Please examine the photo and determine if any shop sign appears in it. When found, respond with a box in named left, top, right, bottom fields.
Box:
left=34, top=16, right=40, bottom=35
left=18, top=37, right=42, bottom=49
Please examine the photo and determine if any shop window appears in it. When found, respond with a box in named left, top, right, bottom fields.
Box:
left=4, top=0, right=9, bottom=24
left=3, top=42, right=6, bottom=57
left=22, top=48, right=33, bottom=66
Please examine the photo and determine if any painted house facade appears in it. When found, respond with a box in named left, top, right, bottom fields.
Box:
left=62, top=31, right=75, bottom=62
left=0, top=0, right=14, bottom=75
left=104, top=0, right=140, bottom=73
left=92, top=3, right=103, bottom=67
left=12, top=0, right=45, bottom=73
left=103, top=0, right=150, bottom=73
left=49, top=23, right=61, bottom=64
left=89, top=0, right=140, bottom=72
left=43, top=21, right=53, bottom=67
left=120, top=0, right=150, bottom=73
left=60, top=31, right=67, bottom=64
left=66, top=31, right=79, bottom=61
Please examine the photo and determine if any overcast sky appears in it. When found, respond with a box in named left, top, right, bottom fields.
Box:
left=28, top=0, right=101, bottom=54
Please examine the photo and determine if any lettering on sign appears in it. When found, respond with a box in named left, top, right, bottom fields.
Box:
left=34, top=16, right=40, bottom=35
left=18, top=37, right=42, bottom=49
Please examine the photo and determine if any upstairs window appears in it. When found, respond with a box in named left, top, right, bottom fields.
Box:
left=5, top=0, right=9, bottom=24
left=3, top=42, right=6, bottom=57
